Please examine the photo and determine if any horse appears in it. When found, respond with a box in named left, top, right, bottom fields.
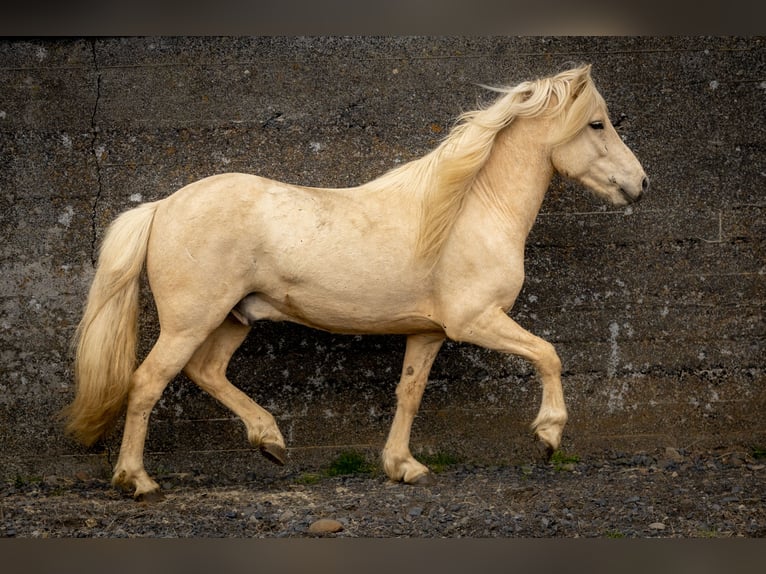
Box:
left=63, top=64, right=648, bottom=500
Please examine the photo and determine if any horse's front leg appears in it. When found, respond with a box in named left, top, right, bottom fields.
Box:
left=450, top=308, right=567, bottom=459
left=382, top=333, right=445, bottom=484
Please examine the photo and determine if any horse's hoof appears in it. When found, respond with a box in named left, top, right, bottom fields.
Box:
left=408, top=472, right=436, bottom=487
left=536, top=440, right=554, bottom=462
left=136, top=490, right=165, bottom=503
left=260, top=443, right=287, bottom=466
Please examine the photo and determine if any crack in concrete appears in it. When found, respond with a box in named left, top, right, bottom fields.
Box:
left=88, top=39, right=103, bottom=266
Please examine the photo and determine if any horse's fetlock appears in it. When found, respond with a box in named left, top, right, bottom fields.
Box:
left=111, top=469, right=128, bottom=487
left=382, top=448, right=430, bottom=483
left=247, top=423, right=285, bottom=451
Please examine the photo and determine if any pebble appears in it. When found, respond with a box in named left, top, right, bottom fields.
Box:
left=279, top=510, right=295, bottom=522
left=308, top=518, right=344, bottom=535
left=726, top=453, right=747, bottom=467
left=408, top=506, right=423, bottom=517
left=664, top=447, right=684, bottom=463
left=649, top=522, right=666, bottom=530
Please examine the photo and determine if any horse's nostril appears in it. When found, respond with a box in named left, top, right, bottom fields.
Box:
left=641, top=177, right=649, bottom=193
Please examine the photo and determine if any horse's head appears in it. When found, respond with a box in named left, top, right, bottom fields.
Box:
left=550, top=66, right=648, bottom=206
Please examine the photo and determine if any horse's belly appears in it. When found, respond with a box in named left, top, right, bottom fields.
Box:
left=233, top=289, right=441, bottom=335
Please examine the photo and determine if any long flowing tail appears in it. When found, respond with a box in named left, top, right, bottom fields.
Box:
left=63, top=201, right=159, bottom=445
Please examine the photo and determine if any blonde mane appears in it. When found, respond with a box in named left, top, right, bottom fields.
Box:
left=367, top=64, right=605, bottom=264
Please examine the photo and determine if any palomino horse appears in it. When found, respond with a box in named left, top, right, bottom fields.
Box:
left=64, top=64, right=648, bottom=499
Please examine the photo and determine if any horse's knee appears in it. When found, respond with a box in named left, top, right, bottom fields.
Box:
left=534, top=340, right=561, bottom=377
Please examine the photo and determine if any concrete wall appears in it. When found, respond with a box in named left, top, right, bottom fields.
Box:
left=1, top=37, right=763, bottom=481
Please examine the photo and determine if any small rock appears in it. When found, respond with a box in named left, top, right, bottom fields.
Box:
left=408, top=506, right=423, bottom=517
left=632, top=454, right=655, bottom=467
left=726, top=452, right=747, bottom=467
left=649, top=522, right=666, bottom=531
left=308, top=518, right=344, bottom=535
left=279, top=510, right=295, bottom=522
left=664, top=447, right=684, bottom=463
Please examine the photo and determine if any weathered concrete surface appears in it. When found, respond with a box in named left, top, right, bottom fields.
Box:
left=1, top=37, right=763, bottom=482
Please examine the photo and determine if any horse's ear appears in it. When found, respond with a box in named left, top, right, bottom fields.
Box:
left=519, top=88, right=534, bottom=103
left=571, top=64, right=593, bottom=99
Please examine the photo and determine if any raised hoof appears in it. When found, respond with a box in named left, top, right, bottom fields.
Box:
left=408, top=472, right=436, bottom=487
left=136, top=490, right=165, bottom=503
left=260, top=443, right=287, bottom=466
left=536, top=440, right=555, bottom=462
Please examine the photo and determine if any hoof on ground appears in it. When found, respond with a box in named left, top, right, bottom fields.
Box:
left=536, top=440, right=555, bottom=462
left=260, top=443, right=287, bottom=466
left=136, top=490, right=165, bottom=503
left=408, top=472, right=436, bottom=487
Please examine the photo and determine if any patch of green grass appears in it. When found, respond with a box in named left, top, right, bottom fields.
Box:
left=550, top=450, right=580, bottom=471
left=604, top=530, right=625, bottom=539
left=292, top=450, right=375, bottom=485
left=751, top=445, right=766, bottom=460
left=416, top=452, right=461, bottom=474
left=520, top=464, right=535, bottom=477
left=10, top=474, right=43, bottom=489
left=294, top=472, right=322, bottom=485
left=325, top=450, right=375, bottom=477
left=294, top=449, right=460, bottom=485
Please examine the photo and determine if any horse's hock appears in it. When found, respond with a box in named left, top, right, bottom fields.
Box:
left=1, top=37, right=764, bottom=482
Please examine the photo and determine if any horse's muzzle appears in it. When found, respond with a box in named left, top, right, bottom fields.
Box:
left=620, top=176, right=649, bottom=204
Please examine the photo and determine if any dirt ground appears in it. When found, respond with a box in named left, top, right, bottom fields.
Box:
left=2, top=446, right=764, bottom=539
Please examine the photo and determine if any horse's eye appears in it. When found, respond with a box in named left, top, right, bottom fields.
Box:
left=589, top=121, right=605, bottom=130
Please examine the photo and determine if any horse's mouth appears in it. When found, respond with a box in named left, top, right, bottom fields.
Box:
left=618, top=186, right=643, bottom=205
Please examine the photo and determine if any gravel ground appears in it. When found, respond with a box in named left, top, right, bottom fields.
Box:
left=2, top=447, right=764, bottom=539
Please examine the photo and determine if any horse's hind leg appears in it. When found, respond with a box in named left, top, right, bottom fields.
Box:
left=112, top=330, right=205, bottom=499
left=183, top=315, right=286, bottom=465
left=382, top=333, right=444, bottom=484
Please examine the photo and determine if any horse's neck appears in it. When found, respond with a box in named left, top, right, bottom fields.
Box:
left=470, top=119, right=554, bottom=243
